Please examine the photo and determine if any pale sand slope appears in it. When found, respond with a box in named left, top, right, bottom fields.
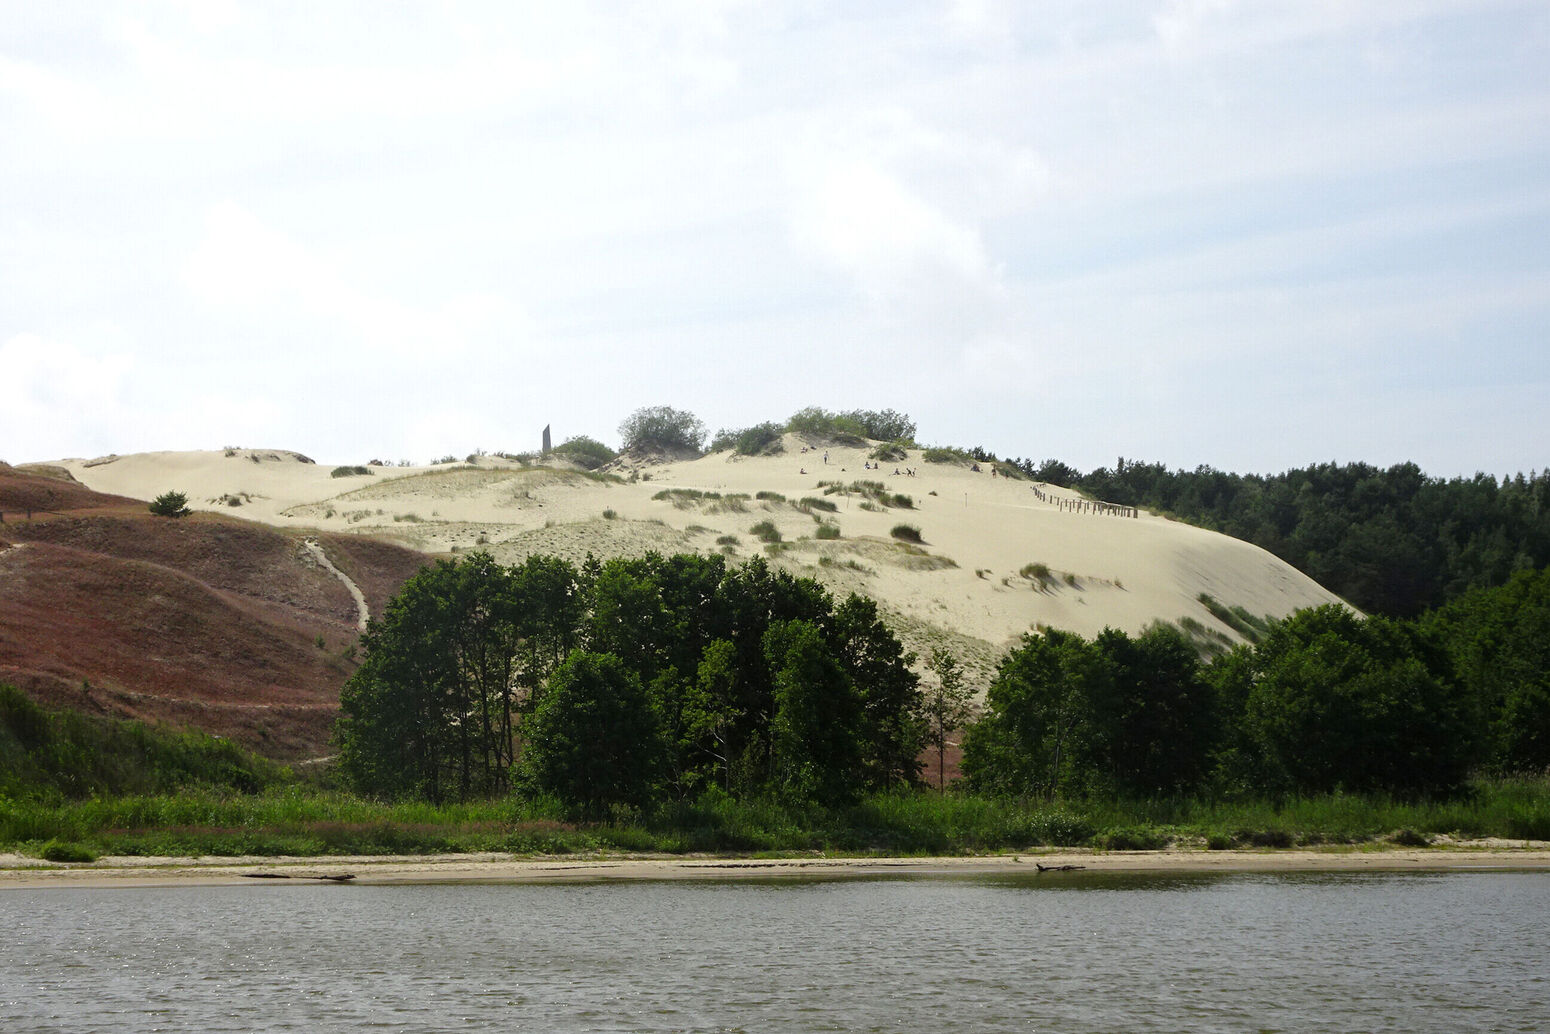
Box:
left=60, top=437, right=1346, bottom=683
left=3, top=846, right=1548, bottom=889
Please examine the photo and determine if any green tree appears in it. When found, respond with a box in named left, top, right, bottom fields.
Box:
left=148, top=491, right=191, bottom=517
left=618, top=405, right=707, bottom=454
left=961, top=629, right=1107, bottom=800
left=335, top=553, right=528, bottom=801
left=765, top=619, right=863, bottom=804
left=829, top=593, right=925, bottom=790
left=519, top=650, right=666, bottom=816
left=923, top=648, right=977, bottom=791
left=1239, top=605, right=1473, bottom=796
left=1091, top=625, right=1217, bottom=797
left=680, top=639, right=742, bottom=793
left=1428, top=566, right=1550, bottom=772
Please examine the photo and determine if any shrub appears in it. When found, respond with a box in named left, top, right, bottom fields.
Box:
left=551, top=436, right=617, bottom=470
left=602, top=509, right=617, bottom=520
left=148, top=491, right=191, bottom=518
left=1020, top=562, right=1051, bottom=582
left=922, top=447, right=968, bottom=464
left=1094, top=827, right=1170, bottom=851
left=750, top=520, right=781, bottom=543
left=890, top=524, right=923, bottom=543
left=619, top=406, right=707, bottom=454
left=330, top=465, right=373, bottom=478
left=40, top=840, right=98, bottom=863
left=870, top=441, right=908, bottom=462
left=784, top=406, right=867, bottom=444
left=710, top=422, right=784, bottom=456
left=890, top=493, right=913, bottom=509
left=815, top=523, right=841, bottom=540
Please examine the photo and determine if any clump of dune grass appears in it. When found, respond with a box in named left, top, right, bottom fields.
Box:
left=750, top=520, right=781, bottom=543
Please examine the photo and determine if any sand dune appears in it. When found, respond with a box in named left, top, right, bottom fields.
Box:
left=60, top=438, right=1346, bottom=682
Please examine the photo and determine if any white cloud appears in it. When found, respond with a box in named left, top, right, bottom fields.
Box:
left=0, top=333, right=133, bottom=460
left=791, top=160, right=993, bottom=300
left=181, top=201, right=530, bottom=360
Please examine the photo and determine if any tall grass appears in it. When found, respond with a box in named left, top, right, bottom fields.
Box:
left=5, top=780, right=1544, bottom=859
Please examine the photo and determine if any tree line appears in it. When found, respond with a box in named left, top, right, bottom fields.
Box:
left=1002, top=457, right=1550, bottom=619
left=335, top=552, right=925, bottom=812
left=967, top=565, right=1550, bottom=800
left=336, top=549, right=1549, bottom=812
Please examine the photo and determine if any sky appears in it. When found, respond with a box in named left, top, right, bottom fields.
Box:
left=3, top=1, right=1547, bottom=478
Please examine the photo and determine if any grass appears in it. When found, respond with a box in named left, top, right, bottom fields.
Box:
left=755, top=490, right=786, bottom=502
left=1, top=683, right=290, bottom=802
left=330, top=465, right=373, bottom=478
left=749, top=520, right=781, bottom=543
left=1198, top=593, right=1274, bottom=642
left=890, top=524, right=924, bottom=544
left=6, top=779, right=1545, bottom=859
left=1020, top=562, right=1059, bottom=590
left=799, top=496, right=838, bottom=513
left=815, top=480, right=912, bottom=509
left=815, top=523, right=841, bottom=540
left=654, top=488, right=720, bottom=508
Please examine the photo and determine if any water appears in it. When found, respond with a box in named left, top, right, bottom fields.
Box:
left=3, top=871, right=1546, bottom=1032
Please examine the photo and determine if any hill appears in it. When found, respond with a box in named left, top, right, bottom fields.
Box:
left=46, top=438, right=1344, bottom=692
left=0, top=462, right=425, bottom=758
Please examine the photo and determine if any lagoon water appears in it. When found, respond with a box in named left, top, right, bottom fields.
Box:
left=4, top=870, right=1547, bottom=1033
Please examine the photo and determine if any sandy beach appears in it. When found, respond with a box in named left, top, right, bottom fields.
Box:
left=4, top=846, right=1548, bottom=890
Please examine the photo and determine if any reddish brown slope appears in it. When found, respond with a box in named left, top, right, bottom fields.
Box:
left=0, top=465, right=428, bottom=758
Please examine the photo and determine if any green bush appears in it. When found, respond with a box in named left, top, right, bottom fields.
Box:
left=147, top=491, right=191, bottom=518
left=619, top=406, right=707, bottom=454
left=815, top=523, right=841, bottom=540
left=40, top=840, right=98, bottom=863
left=784, top=407, right=867, bottom=444
left=710, top=422, right=784, bottom=456
left=890, top=524, right=923, bottom=544
left=330, top=465, right=373, bottom=478
left=1094, top=827, right=1171, bottom=851
left=551, top=436, right=617, bottom=470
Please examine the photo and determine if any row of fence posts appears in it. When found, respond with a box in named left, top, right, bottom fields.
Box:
left=1028, top=484, right=1138, bottom=518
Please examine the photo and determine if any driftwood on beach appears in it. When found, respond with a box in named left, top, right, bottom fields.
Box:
left=242, top=872, right=356, bottom=882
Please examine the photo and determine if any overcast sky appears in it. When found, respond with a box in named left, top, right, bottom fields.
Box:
left=3, top=1, right=1546, bottom=477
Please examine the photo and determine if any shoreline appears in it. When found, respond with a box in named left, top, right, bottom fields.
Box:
left=5, top=846, right=1549, bottom=889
